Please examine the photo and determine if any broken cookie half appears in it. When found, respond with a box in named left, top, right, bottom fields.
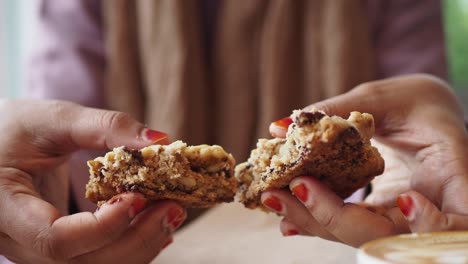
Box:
left=86, top=141, right=237, bottom=208
left=235, top=109, right=385, bottom=209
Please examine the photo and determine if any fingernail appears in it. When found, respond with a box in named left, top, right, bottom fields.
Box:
left=95, top=195, right=124, bottom=213
left=162, top=237, right=173, bottom=249
left=270, top=117, right=293, bottom=137
left=128, top=195, right=147, bottom=218
left=283, top=229, right=300, bottom=237
left=291, top=182, right=309, bottom=205
left=164, top=207, right=185, bottom=231
left=141, top=128, right=169, bottom=144
left=106, top=193, right=125, bottom=205
left=397, top=195, right=414, bottom=220
left=262, top=195, right=285, bottom=214
left=273, top=117, right=293, bottom=129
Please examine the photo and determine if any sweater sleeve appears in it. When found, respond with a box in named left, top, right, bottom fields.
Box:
left=367, top=0, right=448, bottom=80
left=26, top=0, right=105, bottom=108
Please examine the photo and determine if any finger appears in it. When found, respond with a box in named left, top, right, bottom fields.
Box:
left=0, top=171, right=149, bottom=260
left=70, top=106, right=170, bottom=150
left=397, top=191, right=468, bottom=233
left=289, top=176, right=406, bottom=247
left=67, top=104, right=169, bottom=150
left=304, top=81, right=387, bottom=121
left=305, top=75, right=458, bottom=129
left=354, top=202, right=387, bottom=216
left=18, top=101, right=169, bottom=152
left=279, top=218, right=303, bottom=237
left=0, top=233, right=48, bottom=264
left=269, top=117, right=292, bottom=138
left=74, top=201, right=186, bottom=264
left=261, top=190, right=338, bottom=241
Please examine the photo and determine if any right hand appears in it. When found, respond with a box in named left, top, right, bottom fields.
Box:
left=0, top=100, right=185, bottom=263
left=265, top=74, right=468, bottom=246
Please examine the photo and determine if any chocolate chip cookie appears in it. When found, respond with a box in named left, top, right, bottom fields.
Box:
left=235, top=110, right=384, bottom=209
left=86, top=141, right=237, bottom=207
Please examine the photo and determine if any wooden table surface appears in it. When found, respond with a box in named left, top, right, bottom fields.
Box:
left=155, top=202, right=357, bottom=264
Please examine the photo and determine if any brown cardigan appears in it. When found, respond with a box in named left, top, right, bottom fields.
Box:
left=103, top=0, right=374, bottom=162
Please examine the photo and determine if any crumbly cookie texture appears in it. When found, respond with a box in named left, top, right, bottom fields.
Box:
left=86, top=141, right=237, bottom=208
left=235, top=109, right=385, bottom=209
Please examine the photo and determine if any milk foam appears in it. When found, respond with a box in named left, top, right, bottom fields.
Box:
left=357, top=232, right=468, bottom=264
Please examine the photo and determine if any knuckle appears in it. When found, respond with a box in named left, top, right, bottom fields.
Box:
left=421, top=201, right=448, bottom=231
left=353, top=81, right=382, bottom=98
left=94, top=215, right=120, bottom=243
left=135, top=229, right=159, bottom=252
left=313, top=101, right=337, bottom=116
left=319, top=212, right=341, bottom=234
left=300, top=216, right=319, bottom=234
left=101, top=111, right=134, bottom=131
left=32, top=229, right=65, bottom=261
left=315, top=203, right=348, bottom=234
left=47, top=100, right=78, bottom=117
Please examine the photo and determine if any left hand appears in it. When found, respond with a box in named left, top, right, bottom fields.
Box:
left=262, top=74, right=468, bottom=247
left=0, top=100, right=181, bottom=263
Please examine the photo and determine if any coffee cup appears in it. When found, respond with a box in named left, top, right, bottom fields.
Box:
left=357, top=231, right=468, bottom=263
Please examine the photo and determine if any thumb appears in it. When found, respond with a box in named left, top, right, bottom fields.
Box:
left=268, top=79, right=391, bottom=138
left=397, top=191, right=468, bottom=233
left=66, top=103, right=170, bottom=150
left=17, top=100, right=170, bottom=152
left=1, top=100, right=170, bottom=173
left=0, top=168, right=148, bottom=259
left=306, top=81, right=388, bottom=122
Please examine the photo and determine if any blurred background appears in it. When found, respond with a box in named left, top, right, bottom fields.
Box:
left=445, top=0, right=468, bottom=106
left=0, top=0, right=37, bottom=98
left=0, top=0, right=468, bottom=101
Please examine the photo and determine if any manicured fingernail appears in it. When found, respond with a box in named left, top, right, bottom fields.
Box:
left=95, top=194, right=124, bottom=213
left=164, top=207, right=185, bottom=230
left=262, top=195, right=285, bottom=214
left=291, top=183, right=309, bottom=205
left=171, top=217, right=185, bottom=230
left=273, top=117, right=293, bottom=129
left=270, top=117, right=293, bottom=137
left=142, top=128, right=169, bottom=144
left=162, top=237, right=173, bottom=249
left=397, top=195, right=414, bottom=220
left=106, top=193, right=125, bottom=205
left=128, top=195, right=147, bottom=218
left=283, top=229, right=300, bottom=237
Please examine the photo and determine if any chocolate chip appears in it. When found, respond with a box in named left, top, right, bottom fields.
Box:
left=338, top=127, right=362, bottom=145
left=295, top=111, right=325, bottom=127
left=98, top=168, right=107, bottom=178
left=122, top=147, right=144, bottom=164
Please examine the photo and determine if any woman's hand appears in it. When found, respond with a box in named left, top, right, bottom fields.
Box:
left=0, top=100, right=185, bottom=263
left=263, top=74, right=468, bottom=247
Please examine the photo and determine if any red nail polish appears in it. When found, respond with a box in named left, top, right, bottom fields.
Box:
left=162, top=237, right=173, bottom=249
left=273, top=117, right=293, bottom=130
left=292, top=183, right=308, bottom=204
left=171, top=218, right=184, bottom=230
left=143, top=129, right=169, bottom=144
left=262, top=195, right=284, bottom=213
left=128, top=195, right=147, bottom=218
left=283, top=229, right=299, bottom=237
left=165, top=207, right=185, bottom=230
left=107, top=193, right=125, bottom=205
left=397, top=195, right=413, bottom=218
left=167, top=207, right=183, bottom=223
